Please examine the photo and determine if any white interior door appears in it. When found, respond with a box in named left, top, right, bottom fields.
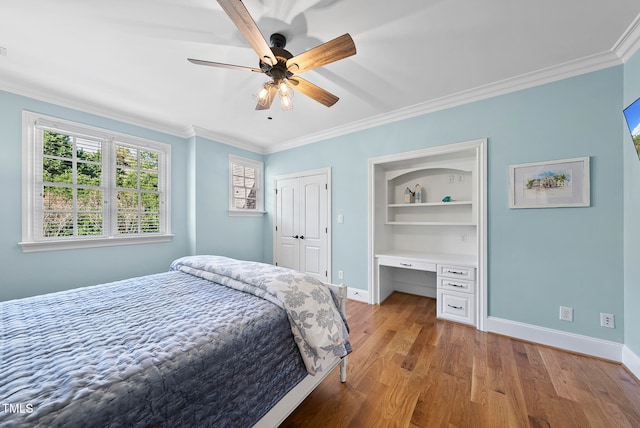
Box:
left=274, top=170, right=329, bottom=281
left=298, top=174, right=328, bottom=279
left=275, top=177, right=299, bottom=271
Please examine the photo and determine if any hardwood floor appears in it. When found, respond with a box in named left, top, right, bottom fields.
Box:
left=281, top=292, right=640, bottom=428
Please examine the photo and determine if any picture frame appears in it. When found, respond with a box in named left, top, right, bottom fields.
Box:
left=509, top=157, right=590, bottom=209
left=624, top=96, right=640, bottom=159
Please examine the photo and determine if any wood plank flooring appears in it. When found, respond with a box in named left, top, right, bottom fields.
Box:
left=281, top=292, right=640, bottom=428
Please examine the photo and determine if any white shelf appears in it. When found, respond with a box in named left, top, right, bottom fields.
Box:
left=385, top=163, right=474, bottom=224
left=386, top=200, right=474, bottom=224
left=386, top=221, right=476, bottom=226
left=388, top=201, right=472, bottom=208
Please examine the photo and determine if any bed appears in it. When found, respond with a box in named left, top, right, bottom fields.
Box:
left=0, top=255, right=351, bottom=427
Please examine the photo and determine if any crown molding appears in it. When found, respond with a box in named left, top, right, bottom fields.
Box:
left=612, top=13, right=640, bottom=62
left=0, top=76, right=192, bottom=139
left=265, top=50, right=623, bottom=153
left=3, top=29, right=636, bottom=157
left=190, top=126, right=267, bottom=154
left=0, top=77, right=272, bottom=154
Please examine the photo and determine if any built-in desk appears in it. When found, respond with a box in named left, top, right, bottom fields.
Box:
left=376, top=251, right=477, bottom=325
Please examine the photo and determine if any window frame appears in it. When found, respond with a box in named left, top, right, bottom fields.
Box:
left=20, top=111, right=172, bottom=252
left=228, top=154, right=265, bottom=216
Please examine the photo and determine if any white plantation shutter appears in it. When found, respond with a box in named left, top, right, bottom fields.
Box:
left=20, top=111, right=172, bottom=252
left=229, top=155, right=264, bottom=216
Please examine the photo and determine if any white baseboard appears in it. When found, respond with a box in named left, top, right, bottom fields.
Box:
left=486, top=316, right=623, bottom=362
left=347, top=288, right=369, bottom=303
left=623, top=345, right=640, bottom=380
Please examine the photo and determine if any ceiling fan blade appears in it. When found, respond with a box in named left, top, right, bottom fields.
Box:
left=286, top=33, right=356, bottom=74
left=187, top=58, right=262, bottom=72
left=288, top=77, right=339, bottom=107
left=217, top=0, right=277, bottom=66
left=255, top=84, right=277, bottom=110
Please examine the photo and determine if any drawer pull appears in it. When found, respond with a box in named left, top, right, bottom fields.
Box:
left=446, top=270, right=465, bottom=275
left=447, top=304, right=463, bottom=310
left=448, top=282, right=464, bottom=288
left=400, top=263, right=412, bottom=267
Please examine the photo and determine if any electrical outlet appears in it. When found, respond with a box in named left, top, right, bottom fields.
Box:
left=600, top=313, right=615, bottom=328
left=559, top=306, right=573, bottom=322
left=337, top=270, right=344, bottom=280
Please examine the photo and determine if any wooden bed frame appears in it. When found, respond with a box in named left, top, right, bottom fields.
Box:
left=254, top=282, right=349, bottom=427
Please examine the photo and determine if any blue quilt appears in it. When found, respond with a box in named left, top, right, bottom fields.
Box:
left=171, top=255, right=352, bottom=374
left=0, top=257, right=349, bottom=427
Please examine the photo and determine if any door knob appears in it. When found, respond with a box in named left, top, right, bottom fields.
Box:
left=300, top=235, right=304, bottom=240
left=293, top=235, right=299, bottom=239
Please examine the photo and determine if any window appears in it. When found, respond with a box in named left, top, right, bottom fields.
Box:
left=21, top=111, right=172, bottom=252
left=229, top=155, right=264, bottom=216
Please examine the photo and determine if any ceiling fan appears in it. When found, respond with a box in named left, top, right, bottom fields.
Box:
left=188, top=0, right=356, bottom=111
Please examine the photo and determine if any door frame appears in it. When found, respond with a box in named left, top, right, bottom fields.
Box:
left=273, top=167, right=332, bottom=282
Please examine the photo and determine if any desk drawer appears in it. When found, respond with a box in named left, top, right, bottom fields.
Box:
left=437, top=290, right=475, bottom=325
left=438, top=264, right=475, bottom=281
left=377, top=257, right=436, bottom=272
left=438, top=277, right=474, bottom=294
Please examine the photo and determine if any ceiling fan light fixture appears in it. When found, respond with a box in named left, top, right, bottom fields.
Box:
left=278, top=80, right=289, bottom=96
left=280, top=91, right=293, bottom=111
left=277, top=80, right=293, bottom=111
left=255, top=81, right=273, bottom=106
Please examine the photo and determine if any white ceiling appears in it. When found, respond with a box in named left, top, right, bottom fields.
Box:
left=1, top=0, right=640, bottom=153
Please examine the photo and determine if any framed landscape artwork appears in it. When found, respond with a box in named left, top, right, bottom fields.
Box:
left=509, top=157, right=590, bottom=209
left=624, top=96, right=640, bottom=159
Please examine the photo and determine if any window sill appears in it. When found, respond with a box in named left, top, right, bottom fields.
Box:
left=228, top=209, right=266, bottom=217
left=19, top=234, right=174, bottom=253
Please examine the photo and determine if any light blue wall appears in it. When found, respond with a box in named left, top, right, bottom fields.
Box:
left=488, top=71, right=623, bottom=342
left=623, top=49, right=640, bottom=355
left=266, top=66, right=625, bottom=342
left=0, top=62, right=631, bottom=346
left=0, top=91, right=267, bottom=302
left=0, top=90, right=191, bottom=300
left=191, top=135, right=265, bottom=261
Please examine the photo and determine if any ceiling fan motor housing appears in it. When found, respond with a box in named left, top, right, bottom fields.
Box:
left=261, top=34, right=294, bottom=80
left=270, top=33, right=287, bottom=48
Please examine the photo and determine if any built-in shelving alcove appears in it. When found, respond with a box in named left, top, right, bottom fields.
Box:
left=368, top=139, right=487, bottom=330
